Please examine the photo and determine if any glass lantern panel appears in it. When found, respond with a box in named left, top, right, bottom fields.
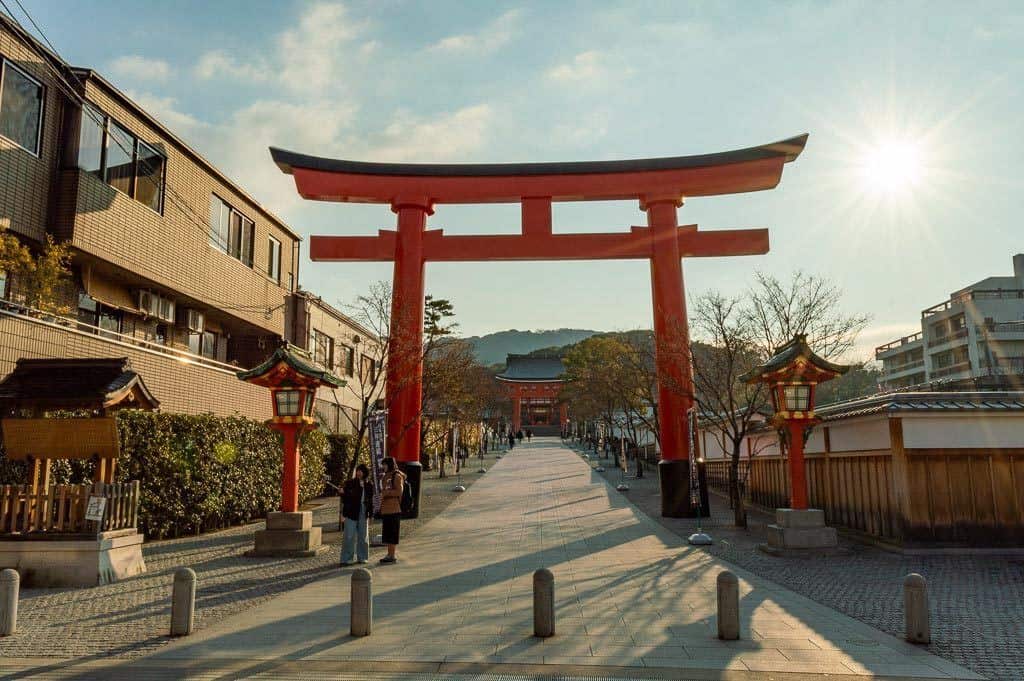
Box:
left=303, top=391, right=316, bottom=416
left=783, top=385, right=811, bottom=411
left=275, top=390, right=301, bottom=417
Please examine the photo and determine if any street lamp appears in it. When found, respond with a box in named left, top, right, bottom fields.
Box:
left=238, top=342, right=345, bottom=557
left=741, top=334, right=849, bottom=555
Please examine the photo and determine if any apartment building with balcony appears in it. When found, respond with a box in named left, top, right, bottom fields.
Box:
left=876, top=254, right=1024, bottom=391
left=0, top=14, right=301, bottom=419
left=286, top=290, right=383, bottom=435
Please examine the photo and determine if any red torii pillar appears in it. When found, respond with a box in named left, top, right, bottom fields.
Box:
left=271, top=134, right=807, bottom=517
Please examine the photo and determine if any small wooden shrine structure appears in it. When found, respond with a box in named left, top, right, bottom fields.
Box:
left=0, top=358, right=157, bottom=586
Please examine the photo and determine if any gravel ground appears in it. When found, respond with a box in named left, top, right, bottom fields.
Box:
left=0, top=449, right=499, bottom=661
left=574, top=442, right=1024, bottom=681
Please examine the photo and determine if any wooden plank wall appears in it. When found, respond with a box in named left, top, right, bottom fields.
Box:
left=704, top=435, right=1024, bottom=545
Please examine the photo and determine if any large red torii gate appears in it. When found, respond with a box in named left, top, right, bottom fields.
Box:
left=271, top=134, right=807, bottom=517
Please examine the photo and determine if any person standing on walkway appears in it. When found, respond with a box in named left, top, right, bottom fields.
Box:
left=508, top=430, right=516, bottom=449
left=340, top=464, right=373, bottom=566
left=526, top=429, right=533, bottom=442
left=379, top=457, right=406, bottom=564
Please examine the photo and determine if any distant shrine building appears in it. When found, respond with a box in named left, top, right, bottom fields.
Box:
left=496, top=355, right=567, bottom=435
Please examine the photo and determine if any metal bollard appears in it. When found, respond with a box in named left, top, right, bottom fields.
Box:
left=0, top=569, right=18, bottom=637
left=170, top=567, right=197, bottom=636
left=533, top=568, right=555, bottom=638
left=351, top=568, right=373, bottom=636
left=717, top=570, right=740, bottom=640
left=904, top=573, right=930, bottom=644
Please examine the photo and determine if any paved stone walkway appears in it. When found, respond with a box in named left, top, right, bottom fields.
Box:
left=19, top=438, right=980, bottom=680
left=583, top=443, right=1023, bottom=681
left=0, top=452, right=491, bottom=662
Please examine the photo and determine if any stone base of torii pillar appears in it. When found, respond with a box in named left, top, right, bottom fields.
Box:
left=249, top=511, right=326, bottom=558
left=759, top=509, right=842, bottom=557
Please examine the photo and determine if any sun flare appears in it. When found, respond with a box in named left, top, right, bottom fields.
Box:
left=857, top=137, right=926, bottom=196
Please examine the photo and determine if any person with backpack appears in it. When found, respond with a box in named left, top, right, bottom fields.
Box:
left=340, top=464, right=373, bottom=566
left=379, top=456, right=407, bottom=564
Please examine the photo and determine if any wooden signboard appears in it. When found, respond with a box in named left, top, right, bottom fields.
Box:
left=1, top=417, right=120, bottom=461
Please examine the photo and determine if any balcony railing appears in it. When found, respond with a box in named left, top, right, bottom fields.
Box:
left=931, top=361, right=971, bottom=378
left=0, top=298, right=244, bottom=375
left=977, top=321, right=1024, bottom=335
left=881, top=359, right=925, bottom=376
left=927, top=327, right=968, bottom=348
left=923, top=289, right=1024, bottom=318
left=875, top=332, right=924, bottom=358
left=980, top=357, right=1024, bottom=376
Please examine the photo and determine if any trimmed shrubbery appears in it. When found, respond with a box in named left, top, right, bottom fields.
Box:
left=0, top=410, right=329, bottom=539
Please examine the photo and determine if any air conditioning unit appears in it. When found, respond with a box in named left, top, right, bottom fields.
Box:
left=137, top=290, right=176, bottom=323
left=179, top=308, right=204, bottom=332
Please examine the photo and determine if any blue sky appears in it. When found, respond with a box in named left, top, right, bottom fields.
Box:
left=20, top=0, right=1024, bottom=357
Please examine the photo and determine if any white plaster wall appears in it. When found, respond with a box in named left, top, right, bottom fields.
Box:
left=902, top=414, right=1024, bottom=449
left=827, top=417, right=892, bottom=452
left=805, top=429, right=826, bottom=454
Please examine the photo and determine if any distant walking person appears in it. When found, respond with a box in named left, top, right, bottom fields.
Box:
left=508, top=430, right=516, bottom=449
left=340, top=464, right=373, bottom=566
left=517, top=429, right=524, bottom=443
left=379, top=457, right=406, bottom=565
left=526, top=429, right=533, bottom=442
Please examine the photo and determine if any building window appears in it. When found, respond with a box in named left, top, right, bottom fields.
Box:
left=0, top=269, right=7, bottom=299
left=78, top=105, right=165, bottom=212
left=209, top=194, right=254, bottom=266
left=76, top=293, right=122, bottom=339
left=135, top=140, right=165, bottom=212
left=360, top=354, right=377, bottom=384
left=267, top=236, right=282, bottom=282
left=340, top=344, right=355, bottom=377
left=78, top=105, right=104, bottom=175
left=187, top=332, right=201, bottom=356
left=201, top=330, right=217, bottom=359
left=105, top=119, right=135, bottom=196
left=0, top=58, right=43, bottom=155
left=310, top=328, right=334, bottom=369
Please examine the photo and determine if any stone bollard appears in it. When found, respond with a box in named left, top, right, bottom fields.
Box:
left=351, top=568, right=373, bottom=637
left=717, top=570, right=740, bottom=640
left=170, top=568, right=197, bottom=637
left=904, top=573, right=930, bottom=644
left=533, top=568, right=555, bottom=638
left=0, top=569, right=18, bottom=637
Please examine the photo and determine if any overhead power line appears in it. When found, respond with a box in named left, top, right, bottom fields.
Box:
left=0, top=1, right=289, bottom=316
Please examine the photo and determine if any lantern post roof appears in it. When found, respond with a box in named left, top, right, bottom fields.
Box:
left=237, top=342, right=345, bottom=388
left=740, top=334, right=851, bottom=384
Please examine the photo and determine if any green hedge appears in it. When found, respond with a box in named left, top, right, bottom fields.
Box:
left=0, top=410, right=328, bottom=540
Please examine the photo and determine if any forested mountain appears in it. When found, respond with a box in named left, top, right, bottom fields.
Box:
left=464, top=328, right=600, bottom=365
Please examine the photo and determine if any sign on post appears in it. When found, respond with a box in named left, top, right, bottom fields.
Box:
left=85, top=496, right=107, bottom=522
left=367, top=410, right=387, bottom=515
left=688, top=408, right=700, bottom=507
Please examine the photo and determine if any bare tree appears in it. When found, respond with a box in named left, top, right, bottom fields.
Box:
left=690, top=271, right=870, bottom=526
left=690, top=293, right=767, bottom=527
left=746, top=270, right=870, bottom=360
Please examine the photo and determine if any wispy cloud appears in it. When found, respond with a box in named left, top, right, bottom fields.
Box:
left=546, top=51, right=607, bottom=83
left=109, top=55, right=171, bottom=82
left=428, top=9, right=521, bottom=54
left=193, top=1, right=365, bottom=94
left=368, top=105, right=494, bottom=162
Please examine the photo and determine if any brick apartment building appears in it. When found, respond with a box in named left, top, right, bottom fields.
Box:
left=0, top=14, right=374, bottom=426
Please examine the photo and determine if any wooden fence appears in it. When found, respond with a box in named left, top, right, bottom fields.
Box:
left=706, top=452, right=901, bottom=540
left=705, top=445, right=1024, bottom=545
left=0, top=481, right=140, bottom=536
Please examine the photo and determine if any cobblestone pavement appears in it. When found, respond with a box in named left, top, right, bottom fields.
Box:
left=579, top=443, right=1024, bottom=681
left=45, top=438, right=979, bottom=680
left=0, top=449, right=498, bottom=661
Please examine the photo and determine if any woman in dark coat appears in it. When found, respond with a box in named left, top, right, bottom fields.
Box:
left=340, top=464, right=373, bottom=566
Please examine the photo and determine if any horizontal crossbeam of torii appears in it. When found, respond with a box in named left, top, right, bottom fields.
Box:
left=271, top=134, right=807, bottom=518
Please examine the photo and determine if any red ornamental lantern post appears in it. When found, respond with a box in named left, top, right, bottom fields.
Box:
left=238, top=343, right=344, bottom=556
left=742, top=334, right=849, bottom=554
